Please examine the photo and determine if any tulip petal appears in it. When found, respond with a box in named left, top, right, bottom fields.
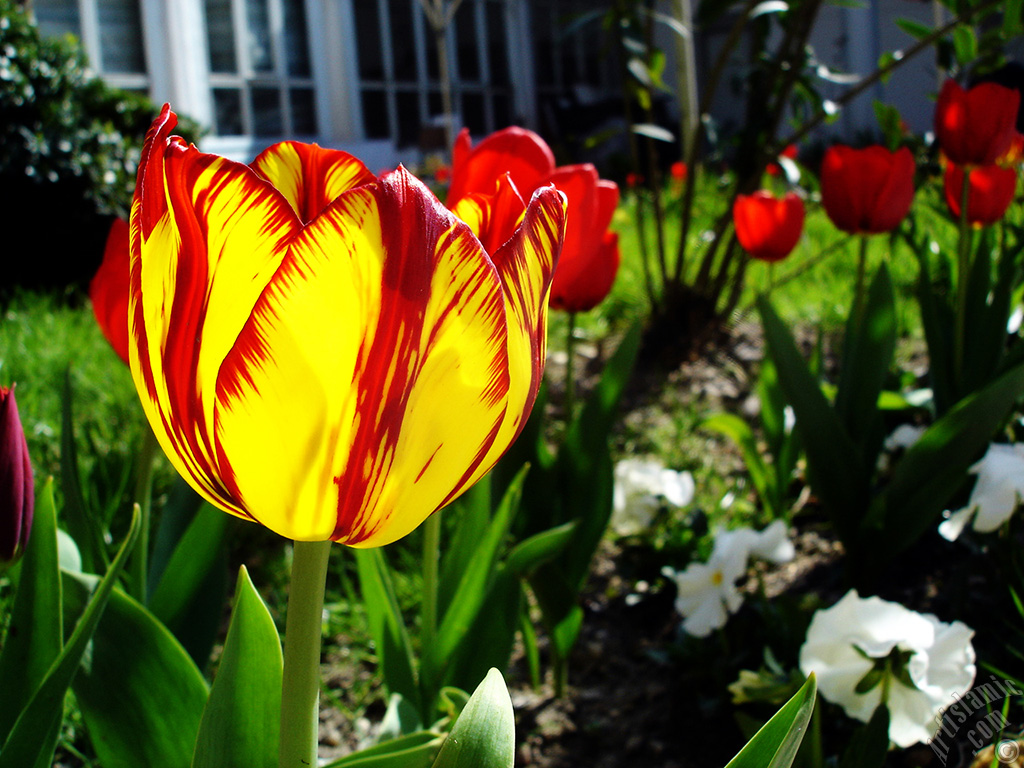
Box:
left=90, top=217, right=132, bottom=365
left=250, top=141, right=376, bottom=224
left=447, top=127, right=556, bottom=207
left=213, top=169, right=518, bottom=545
left=130, top=106, right=301, bottom=521
left=450, top=172, right=528, bottom=256
left=481, top=185, right=566, bottom=464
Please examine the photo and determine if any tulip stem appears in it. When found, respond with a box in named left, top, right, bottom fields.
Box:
left=853, top=235, right=869, bottom=326
left=279, top=539, right=332, bottom=768
left=422, top=511, right=441, bottom=660
left=128, top=425, right=159, bottom=604
left=954, top=168, right=972, bottom=382
left=565, top=313, right=578, bottom=423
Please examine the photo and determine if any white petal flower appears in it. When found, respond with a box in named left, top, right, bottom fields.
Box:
left=663, top=537, right=748, bottom=638
left=612, top=458, right=695, bottom=536
left=713, top=520, right=795, bottom=565
left=747, top=520, right=796, bottom=564
left=884, top=425, right=926, bottom=453
left=939, top=443, right=1024, bottom=541
left=799, top=590, right=976, bottom=748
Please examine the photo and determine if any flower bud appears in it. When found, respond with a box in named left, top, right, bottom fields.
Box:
left=0, top=387, right=34, bottom=564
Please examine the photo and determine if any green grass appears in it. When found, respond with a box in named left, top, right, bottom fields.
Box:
left=0, top=291, right=145, bottom=485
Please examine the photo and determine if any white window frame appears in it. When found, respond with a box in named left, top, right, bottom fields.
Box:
left=33, top=0, right=151, bottom=91
left=204, top=0, right=320, bottom=138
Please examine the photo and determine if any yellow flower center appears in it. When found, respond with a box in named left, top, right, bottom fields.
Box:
left=711, top=570, right=724, bottom=586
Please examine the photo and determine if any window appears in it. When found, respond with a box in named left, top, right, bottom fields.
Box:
left=203, top=0, right=318, bottom=137
left=352, top=0, right=514, bottom=147
left=528, top=0, right=618, bottom=135
left=33, top=0, right=149, bottom=91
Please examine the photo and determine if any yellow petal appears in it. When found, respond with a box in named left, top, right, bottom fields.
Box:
left=130, top=106, right=300, bottom=521
left=250, top=141, right=376, bottom=223
left=214, top=169, right=514, bottom=545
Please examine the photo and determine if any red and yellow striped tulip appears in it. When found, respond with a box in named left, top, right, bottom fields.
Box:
left=128, top=105, right=566, bottom=547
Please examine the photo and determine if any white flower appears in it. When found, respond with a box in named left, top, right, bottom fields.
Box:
left=714, top=520, right=795, bottom=565
left=884, top=425, right=926, bottom=453
left=939, top=443, right=1024, bottom=541
left=663, top=522, right=793, bottom=637
left=799, top=590, right=976, bottom=748
left=611, top=458, right=695, bottom=536
left=662, top=532, right=748, bottom=638
left=878, top=425, right=926, bottom=473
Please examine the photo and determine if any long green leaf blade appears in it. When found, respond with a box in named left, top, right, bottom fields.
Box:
left=64, top=574, right=209, bottom=768
left=0, top=479, right=62, bottom=742
left=192, top=566, right=282, bottom=768
left=725, top=674, right=817, bottom=768
left=0, top=506, right=141, bottom=768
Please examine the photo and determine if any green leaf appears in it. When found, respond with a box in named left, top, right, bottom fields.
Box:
left=0, top=479, right=62, bottom=743
left=895, top=17, right=933, bottom=39
left=724, top=674, right=817, bottom=768
left=441, top=569, right=522, bottom=695
left=758, top=298, right=867, bottom=548
left=430, top=670, right=514, bottom=768
left=64, top=573, right=209, bottom=768
left=913, top=243, right=957, bottom=415
left=356, top=548, right=419, bottom=712
left=557, top=322, right=641, bottom=589
left=527, top=566, right=583, bottom=661
left=952, top=25, right=978, bottom=65
left=192, top=566, right=281, bottom=768
left=147, top=475, right=206, bottom=590
left=1003, top=0, right=1023, bottom=36
left=834, top=264, right=896, bottom=454
left=838, top=704, right=890, bottom=768
left=702, top=413, right=774, bottom=514
left=60, top=369, right=106, bottom=574
left=439, top=475, right=493, bottom=620
left=321, top=732, right=443, bottom=768
left=872, top=361, right=1024, bottom=554
left=148, top=502, right=231, bottom=667
left=429, top=468, right=526, bottom=686
left=505, top=522, right=577, bottom=577
left=0, top=507, right=141, bottom=768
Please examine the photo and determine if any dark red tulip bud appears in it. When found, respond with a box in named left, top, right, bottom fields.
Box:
left=0, top=386, right=34, bottom=564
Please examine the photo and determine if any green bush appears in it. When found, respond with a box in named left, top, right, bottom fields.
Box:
left=0, top=0, right=198, bottom=295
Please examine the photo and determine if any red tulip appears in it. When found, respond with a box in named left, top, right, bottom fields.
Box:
left=449, top=129, right=620, bottom=312
left=733, top=191, right=804, bottom=263
left=671, top=161, right=688, bottom=182
left=0, top=386, right=33, bottom=564
left=448, top=127, right=555, bottom=205
left=545, top=166, right=621, bottom=312
left=820, top=145, right=916, bottom=234
left=944, top=162, right=1017, bottom=226
left=935, top=80, right=1020, bottom=167
left=90, top=217, right=132, bottom=365
left=626, top=172, right=643, bottom=189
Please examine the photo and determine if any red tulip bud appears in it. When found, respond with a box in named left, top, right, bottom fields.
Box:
left=733, top=191, right=805, bottom=263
